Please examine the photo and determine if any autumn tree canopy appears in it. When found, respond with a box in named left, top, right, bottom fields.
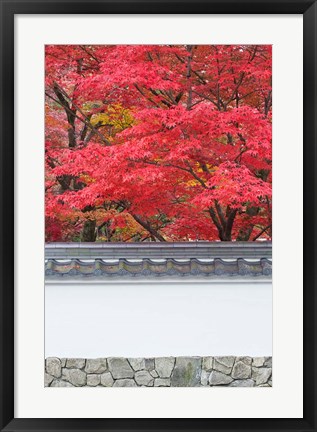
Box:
left=45, top=44, right=272, bottom=242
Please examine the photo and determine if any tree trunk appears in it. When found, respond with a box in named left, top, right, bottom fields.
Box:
left=236, top=206, right=259, bottom=241
left=81, top=219, right=96, bottom=242
left=208, top=205, right=237, bottom=241
left=218, top=230, right=232, bottom=241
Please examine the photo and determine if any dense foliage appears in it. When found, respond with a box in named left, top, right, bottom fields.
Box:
left=45, top=45, right=272, bottom=242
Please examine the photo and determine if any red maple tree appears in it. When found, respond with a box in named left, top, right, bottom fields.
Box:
left=45, top=44, right=272, bottom=242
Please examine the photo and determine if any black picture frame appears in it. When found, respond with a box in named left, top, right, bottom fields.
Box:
left=0, top=0, right=316, bottom=431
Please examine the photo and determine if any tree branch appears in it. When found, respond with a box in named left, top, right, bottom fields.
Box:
left=46, top=86, right=111, bottom=146
left=252, top=224, right=271, bottom=241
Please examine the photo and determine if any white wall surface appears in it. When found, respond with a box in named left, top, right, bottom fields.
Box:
left=45, top=280, right=272, bottom=358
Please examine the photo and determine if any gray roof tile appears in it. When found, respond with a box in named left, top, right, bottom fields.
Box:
left=45, top=258, right=272, bottom=279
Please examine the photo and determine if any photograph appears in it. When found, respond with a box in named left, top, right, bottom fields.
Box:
left=44, top=44, right=272, bottom=388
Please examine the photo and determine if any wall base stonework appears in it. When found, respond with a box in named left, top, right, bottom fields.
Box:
left=45, top=356, right=272, bottom=387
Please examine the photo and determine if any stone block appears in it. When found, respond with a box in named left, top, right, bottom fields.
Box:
left=46, top=358, right=61, bottom=378
left=252, top=367, right=272, bottom=385
left=144, top=358, right=155, bottom=370
left=154, top=378, right=171, bottom=387
left=229, top=379, right=255, bottom=387
left=155, top=357, right=175, bottom=378
left=44, top=373, right=54, bottom=387
left=62, top=368, right=70, bottom=380
left=202, top=357, right=213, bottom=371
left=108, top=358, right=134, bottom=379
left=134, top=370, right=154, bottom=386
left=85, top=358, right=108, bottom=374
left=171, top=357, right=201, bottom=387
left=200, top=370, right=210, bottom=386
left=51, top=379, right=74, bottom=387
left=128, top=358, right=145, bottom=371
left=236, top=356, right=252, bottom=366
left=66, top=358, right=86, bottom=369
left=252, top=357, right=266, bottom=368
left=100, top=372, right=114, bottom=387
left=232, top=361, right=251, bottom=379
left=209, top=371, right=233, bottom=386
left=264, top=357, right=272, bottom=368
left=66, top=369, right=87, bottom=386
left=87, top=374, right=100, bottom=386
left=113, top=379, right=137, bottom=387
left=214, top=356, right=235, bottom=375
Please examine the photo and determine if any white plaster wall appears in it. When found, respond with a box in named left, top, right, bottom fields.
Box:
left=45, top=280, right=272, bottom=358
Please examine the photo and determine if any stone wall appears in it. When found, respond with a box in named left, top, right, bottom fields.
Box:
left=45, top=356, right=272, bottom=387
